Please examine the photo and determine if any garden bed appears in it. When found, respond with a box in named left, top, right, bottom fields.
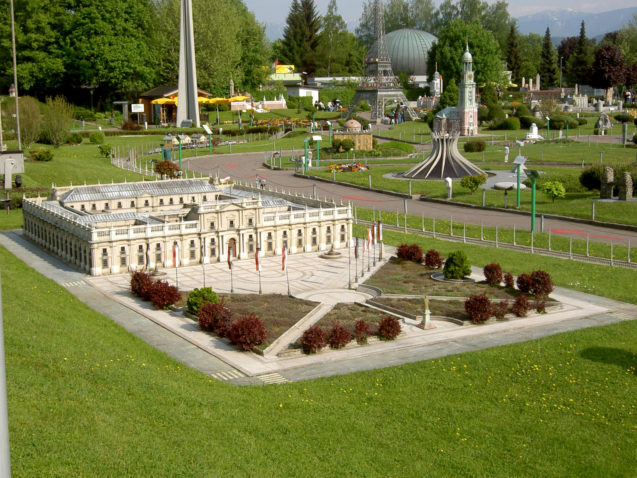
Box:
left=314, top=303, right=390, bottom=333
left=365, top=258, right=518, bottom=298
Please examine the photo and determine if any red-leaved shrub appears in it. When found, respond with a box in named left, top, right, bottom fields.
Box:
left=130, top=271, right=153, bottom=299
left=464, top=294, right=492, bottom=324
left=424, top=249, right=443, bottom=268
left=377, top=316, right=401, bottom=340
left=504, top=272, right=515, bottom=288
left=516, top=273, right=532, bottom=294
left=228, top=314, right=267, bottom=351
left=301, top=326, right=327, bottom=354
left=198, top=300, right=233, bottom=336
left=530, top=270, right=553, bottom=298
left=535, top=297, right=547, bottom=313
left=354, top=320, right=371, bottom=344
left=397, top=243, right=423, bottom=263
left=148, top=280, right=181, bottom=310
left=328, top=323, right=352, bottom=349
left=512, top=295, right=530, bottom=317
left=483, top=263, right=503, bottom=286
left=492, top=300, right=509, bottom=320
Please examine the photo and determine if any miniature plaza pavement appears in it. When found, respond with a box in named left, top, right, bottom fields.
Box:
left=3, top=229, right=637, bottom=386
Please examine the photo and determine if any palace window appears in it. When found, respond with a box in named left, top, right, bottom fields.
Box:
left=248, top=218, right=254, bottom=226
left=229, top=220, right=235, bottom=229
left=340, top=225, right=346, bottom=243
left=312, top=228, right=317, bottom=246
left=101, top=248, right=109, bottom=269
left=119, top=247, right=127, bottom=267
left=326, top=226, right=332, bottom=245
left=297, top=229, right=303, bottom=248
left=91, top=204, right=97, bottom=211
left=81, top=204, right=86, bottom=211
left=117, top=202, right=122, bottom=209
left=159, top=199, right=164, bottom=206
left=138, top=245, right=145, bottom=265
left=210, top=238, right=216, bottom=257
left=169, top=198, right=174, bottom=205
left=282, top=231, right=288, bottom=250
left=248, top=235, right=254, bottom=253
left=203, top=195, right=207, bottom=202
left=210, top=221, right=216, bottom=230
left=130, top=201, right=135, bottom=208
left=104, top=203, right=109, bottom=210
left=155, top=243, right=162, bottom=263
left=179, top=197, right=184, bottom=204
left=189, top=240, right=196, bottom=260
left=267, top=232, right=273, bottom=252
left=144, top=199, right=150, bottom=207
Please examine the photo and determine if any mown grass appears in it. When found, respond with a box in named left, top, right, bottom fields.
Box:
left=308, top=161, right=637, bottom=226
left=2, top=237, right=636, bottom=476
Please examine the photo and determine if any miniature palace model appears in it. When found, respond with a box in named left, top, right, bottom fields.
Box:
left=22, top=178, right=353, bottom=276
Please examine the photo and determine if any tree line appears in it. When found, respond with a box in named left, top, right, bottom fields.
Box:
left=0, top=0, right=270, bottom=108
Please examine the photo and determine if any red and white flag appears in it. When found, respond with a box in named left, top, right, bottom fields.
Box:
left=366, top=228, right=372, bottom=249
left=227, top=245, right=233, bottom=270
left=371, top=224, right=376, bottom=245
left=282, top=247, right=287, bottom=271
left=173, top=242, right=180, bottom=268
left=377, top=221, right=383, bottom=242
left=255, top=247, right=261, bottom=272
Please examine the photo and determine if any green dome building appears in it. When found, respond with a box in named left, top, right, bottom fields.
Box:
left=382, top=29, right=438, bottom=76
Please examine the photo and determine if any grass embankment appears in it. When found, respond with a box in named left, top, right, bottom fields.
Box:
left=2, top=237, right=636, bottom=476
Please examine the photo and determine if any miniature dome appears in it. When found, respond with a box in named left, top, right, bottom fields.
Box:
left=370, top=29, right=438, bottom=76
left=344, top=119, right=362, bottom=132
left=463, top=48, right=473, bottom=62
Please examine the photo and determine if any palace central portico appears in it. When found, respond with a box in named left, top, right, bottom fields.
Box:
left=22, top=178, right=352, bottom=276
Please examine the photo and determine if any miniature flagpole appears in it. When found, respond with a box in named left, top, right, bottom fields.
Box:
left=256, top=246, right=262, bottom=295
left=348, top=237, right=352, bottom=289
left=201, top=238, right=206, bottom=288
left=283, top=246, right=291, bottom=296
left=173, top=241, right=180, bottom=289
left=367, top=228, right=371, bottom=272
left=228, top=245, right=234, bottom=293
left=361, top=235, right=365, bottom=278
left=378, top=220, right=383, bottom=260
left=372, top=223, right=377, bottom=266
left=354, top=237, right=359, bottom=282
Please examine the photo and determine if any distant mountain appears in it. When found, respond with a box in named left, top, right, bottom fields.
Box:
left=517, top=7, right=637, bottom=39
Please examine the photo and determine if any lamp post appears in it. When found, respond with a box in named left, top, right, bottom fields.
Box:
left=303, top=137, right=310, bottom=173
left=513, top=155, right=527, bottom=208
left=326, top=121, right=332, bottom=145
left=177, top=135, right=183, bottom=169
left=546, top=116, right=550, bottom=140
left=10, top=0, right=20, bottom=150
left=527, top=170, right=540, bottom=231
left=312, top=135, right=322, bottom=168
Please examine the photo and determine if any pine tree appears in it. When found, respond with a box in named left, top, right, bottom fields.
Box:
left=280, top=0, right=322, bottom=77
left=566, top=22, right=594, bottom=87
left=539, top=27, right=558, bottom=88
left=506, top=23, right=522, bottom=85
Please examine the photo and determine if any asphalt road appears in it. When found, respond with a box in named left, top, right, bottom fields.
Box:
left=185, top=151, right=637, bottom=246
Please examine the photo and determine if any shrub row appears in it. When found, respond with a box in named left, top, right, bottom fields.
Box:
left=130, top=271, right=181, bottom=310
left=197, top=299, right=267, bottom=351
left=300, top=317, right=400, bottom=354
left=464, top=294, right=536, bottom=323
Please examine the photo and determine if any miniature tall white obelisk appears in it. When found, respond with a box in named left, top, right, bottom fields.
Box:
left=176, top=0, right=200, bottom=128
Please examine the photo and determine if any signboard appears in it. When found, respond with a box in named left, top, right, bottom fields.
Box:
left=513, top=155, right=527, bottom=166
left=131, top=104, right=144, bottom=113
left=202, top=124, right=213, bottom=135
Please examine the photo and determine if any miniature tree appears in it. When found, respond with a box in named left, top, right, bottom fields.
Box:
left=443, top=250, right=471, bottom=280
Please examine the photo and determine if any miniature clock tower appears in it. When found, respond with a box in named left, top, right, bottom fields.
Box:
left=457, top=44, right=478, bottom=136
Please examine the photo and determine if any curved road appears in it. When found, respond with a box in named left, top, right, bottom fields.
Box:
left=184, top=151, right=637, bottom=246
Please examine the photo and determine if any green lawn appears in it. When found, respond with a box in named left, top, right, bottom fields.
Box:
left=2, top=230, right=636, bottom=476
left=308, top=162, right=637, bottom=226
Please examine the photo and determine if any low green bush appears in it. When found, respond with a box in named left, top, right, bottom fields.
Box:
left=463, top=140, right=486, bottom=152
left=89, top=131, right=106, bottom=144
left=187, top=287, right=218, bottom=315
left=520, top=116, right=545, bottom=129
left=513, top=104, right=530, bottom=117
left=443, top=250, right=471, bottom=279
left=460, top=174, right=487, bottom=194
left=66, top=133, right=83, bottom=145
left=98, top=143, right=113, bottom=158
left=29, top=150, right=54, bottom=162
left=341, top=139, right=354, bottom=152
left=577, top=117, right=588, bottom=125
left=498, top=117, right=521, bottom=130
left=613, top=113, right=633, bottom=123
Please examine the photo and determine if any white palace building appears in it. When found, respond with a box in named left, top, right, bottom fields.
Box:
left=22, top=178, right=353, bottom=276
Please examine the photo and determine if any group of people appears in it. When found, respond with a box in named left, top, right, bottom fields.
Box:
left=388, top=102, right=405, bottom=124
left=314, top=98, right=342, bottom=112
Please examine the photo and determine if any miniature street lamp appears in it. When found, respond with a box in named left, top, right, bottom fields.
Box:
left=313, top=135, right=322, bottom=167
left=513, top=155, right=527, bottom=208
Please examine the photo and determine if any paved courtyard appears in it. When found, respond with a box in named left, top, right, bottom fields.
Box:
left=2, top=229, right=636, bottom=385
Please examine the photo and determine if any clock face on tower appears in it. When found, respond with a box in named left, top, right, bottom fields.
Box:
left=467, top=73, right=473, bottom=82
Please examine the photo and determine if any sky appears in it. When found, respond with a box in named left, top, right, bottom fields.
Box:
left=243, top=0, right=637, bottom=31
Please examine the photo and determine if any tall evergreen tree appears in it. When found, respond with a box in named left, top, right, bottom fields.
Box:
left=506, top=24, right=522, bottom=84
left=539, top=27, right=558, bottom=88
left=280, top=0, right=322, bottom=77
left=566, top=22, right=594, bottom=87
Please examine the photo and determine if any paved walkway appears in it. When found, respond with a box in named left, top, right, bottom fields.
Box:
left=2, top=229, right=636, bottom=386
